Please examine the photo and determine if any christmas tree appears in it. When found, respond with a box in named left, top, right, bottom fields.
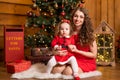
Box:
left=116, top=36, right=120, bottom=62
left=25, top=0, right=85, bottom=48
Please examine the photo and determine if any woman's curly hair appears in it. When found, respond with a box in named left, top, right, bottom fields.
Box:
left=71, top=7, right=95, bottom=46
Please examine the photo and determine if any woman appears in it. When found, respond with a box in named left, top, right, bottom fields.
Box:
left=52, top=6, right=97, bottom=75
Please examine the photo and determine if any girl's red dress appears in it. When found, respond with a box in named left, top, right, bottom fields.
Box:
left=51, top=35, right=75, bottom=62
left=73, top=35, right=96, bottom=72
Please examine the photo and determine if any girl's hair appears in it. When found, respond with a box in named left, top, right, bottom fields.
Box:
left=71, top=7, right=95, bottom=46
left=55, top=19, right=73, bottom=36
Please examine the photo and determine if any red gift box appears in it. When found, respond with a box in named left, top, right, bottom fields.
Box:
left=6, top=60, right=31, bottom=73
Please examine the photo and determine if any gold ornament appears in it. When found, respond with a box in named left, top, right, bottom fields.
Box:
left=50, top=12, right=53, bottom=16
left=43, top=12, right=47, bottom=16
left=39, top=8, right=41, bottom=11
left=54, top=3, right=58, bottom=9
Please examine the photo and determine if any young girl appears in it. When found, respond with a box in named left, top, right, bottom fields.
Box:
left=46, top=19, right=80, bottom=80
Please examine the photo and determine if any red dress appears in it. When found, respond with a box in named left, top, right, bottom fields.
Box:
left=73, top=35, right=96, bottom=72
left=51, top=35, right=75, bottom=62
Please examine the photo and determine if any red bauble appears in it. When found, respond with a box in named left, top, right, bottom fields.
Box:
left=61, top=11, right=66, bottom=16
left=79, top=3, right=83, bottom=8
left=42, top=24, right=45, bottom=29
left=61, top=5, right=64, bottom=9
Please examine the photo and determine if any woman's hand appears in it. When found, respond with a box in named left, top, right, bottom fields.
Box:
left=68, top=45, right=78, bottom=53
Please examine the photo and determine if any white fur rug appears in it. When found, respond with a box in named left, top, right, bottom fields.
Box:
left=11, top=63, right=102, bottom=79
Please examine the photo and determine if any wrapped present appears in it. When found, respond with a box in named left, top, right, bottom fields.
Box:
left=6, top=60, right=31, bottom=73
left=31, top=47, right=53, bottom=57
left=31, top=48, right=42, bottom=56
left=26, top=55, right=52, bottom=65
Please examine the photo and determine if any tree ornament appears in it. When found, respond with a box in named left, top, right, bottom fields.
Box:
left=35, top=10, right=40, bottom=17
left=33, top=24, right=37, bottom=27
left=43, top=12, right=47, bottom=16
left=39, top=8, right=41, bottom=12
left=54, top=2, right=58, bottom=9
left=48, top=6, right=54, bottom=13
left=71, top=5, right=74, bottom=10
left=42, top=24, right=45, bottom=29
left=44, top=29, right=47, bottom=32
left=61, top=11, right=66, bottom=16
left=33, top=13, right=37, bottom=17
left=50, top=12, right=53, bottom=16
left=61, top=4, right=64, bottom=9
left=32, top=0, right=36, bottom=3
left=81, top=0, right=85, bottom=3
left=32, top=3, right=37, bottom=10
left=65, top=0, right=68, bottom=4
left=79, top=3, right=83, bottom=7
left=27, top=11, right=33, bottom=17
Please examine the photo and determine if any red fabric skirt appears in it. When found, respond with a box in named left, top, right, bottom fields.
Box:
left=55, top=52, right=73, bottom=62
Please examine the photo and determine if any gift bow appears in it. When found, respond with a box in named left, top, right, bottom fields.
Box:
left=61, top=19, right=70, bottom=23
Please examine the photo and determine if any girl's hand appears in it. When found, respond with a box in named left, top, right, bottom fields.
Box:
left=56, top=45, right=62, bottom=50
left=58, top=50, right=68, bottom=56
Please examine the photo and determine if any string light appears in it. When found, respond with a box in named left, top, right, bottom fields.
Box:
left=96, top=34, right=113, bottom=62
